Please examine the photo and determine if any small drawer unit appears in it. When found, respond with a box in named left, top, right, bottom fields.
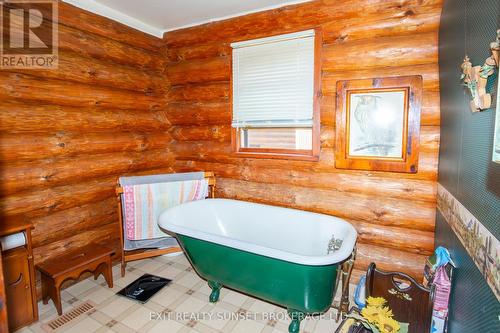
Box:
left=0, top=218, right=38, bottom=331
left=3, top=247, right=35, bottom=330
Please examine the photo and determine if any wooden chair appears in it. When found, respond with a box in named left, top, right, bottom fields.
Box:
left=365, top=263, right=435, bottom=333
left=116, top=171, right=216, bottom=276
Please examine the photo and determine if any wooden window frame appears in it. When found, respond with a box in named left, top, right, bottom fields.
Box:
left=230, top=28, right=322, bottom=161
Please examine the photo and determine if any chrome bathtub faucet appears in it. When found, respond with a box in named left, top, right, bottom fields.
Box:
left=327, top=235, right=343, bottom=254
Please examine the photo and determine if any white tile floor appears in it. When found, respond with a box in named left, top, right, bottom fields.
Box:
left=19, top=254, right=354, bottom=333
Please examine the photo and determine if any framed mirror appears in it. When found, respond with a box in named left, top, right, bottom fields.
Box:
left=335, top=76, right=422, bottom=173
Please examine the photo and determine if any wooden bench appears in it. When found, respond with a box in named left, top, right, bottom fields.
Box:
left=36, top=245, right=114, bottom=315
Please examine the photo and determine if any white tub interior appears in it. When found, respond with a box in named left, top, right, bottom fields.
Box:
left=159, top=198, right=357, bottom=266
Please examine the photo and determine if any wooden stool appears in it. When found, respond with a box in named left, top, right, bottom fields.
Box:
left=36, top=245, right=114, bottom=315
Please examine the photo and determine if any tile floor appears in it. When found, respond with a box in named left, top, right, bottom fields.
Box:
left=19, top=254, right=354, bottom=333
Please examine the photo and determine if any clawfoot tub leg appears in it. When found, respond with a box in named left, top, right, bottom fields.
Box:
left=287, top=309, right=305, bottom=333
left=208, top=281, right=222, bottom=303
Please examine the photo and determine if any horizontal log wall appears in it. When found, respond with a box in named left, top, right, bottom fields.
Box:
left=0, top=2, right=171, bottom=286
left=164, top=0, right=442, bottom=278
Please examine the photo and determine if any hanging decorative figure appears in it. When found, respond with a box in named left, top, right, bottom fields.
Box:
left=461, top=29, right=500, bottom=112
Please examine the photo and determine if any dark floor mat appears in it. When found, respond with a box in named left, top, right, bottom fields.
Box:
left=117, top=273, right=172, bottom=303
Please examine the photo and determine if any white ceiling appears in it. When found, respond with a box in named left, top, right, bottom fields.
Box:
left=63, top=0, right=313, bottom=38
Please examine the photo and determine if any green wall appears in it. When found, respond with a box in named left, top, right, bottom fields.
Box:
left=437, top=0, right=500, bottom=331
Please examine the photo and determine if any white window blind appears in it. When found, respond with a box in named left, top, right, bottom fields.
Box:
left=231, top=30, right=315, bottom=128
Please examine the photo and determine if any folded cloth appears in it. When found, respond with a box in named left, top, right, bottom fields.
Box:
left=119, top=171, right=204, bottom=250
left=124, top=179, right=208, bottom=240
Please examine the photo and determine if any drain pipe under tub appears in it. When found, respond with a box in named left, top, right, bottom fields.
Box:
left=332, top=246, right=357, bottom=322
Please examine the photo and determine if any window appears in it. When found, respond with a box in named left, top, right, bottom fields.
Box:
left=231, top=29, right=320, bottom=160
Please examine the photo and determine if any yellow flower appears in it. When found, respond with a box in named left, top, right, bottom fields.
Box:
left=361, top=306, right=379, bottom=323
left=361, top=305, right=394, bottom=324
left=366, top=296, right=387, bottom=307
left=376, top=315, right=401, bottom=333
left=378, top=306, right=393, bottom=318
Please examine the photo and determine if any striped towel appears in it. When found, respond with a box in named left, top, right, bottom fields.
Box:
left=123, top=179, right=208, bottom=240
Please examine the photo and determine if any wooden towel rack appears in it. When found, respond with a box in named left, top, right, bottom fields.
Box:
left=115, top=171, right=216, bottom=276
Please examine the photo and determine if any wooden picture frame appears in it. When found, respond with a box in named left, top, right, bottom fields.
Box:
left=335, top=76, right=422, bottom=173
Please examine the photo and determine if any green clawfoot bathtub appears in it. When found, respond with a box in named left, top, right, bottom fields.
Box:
left=159, top=199, right=357, bottom=333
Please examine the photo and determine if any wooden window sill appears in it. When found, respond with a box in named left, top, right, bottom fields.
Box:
left=232, top=150, right=319, bottom=161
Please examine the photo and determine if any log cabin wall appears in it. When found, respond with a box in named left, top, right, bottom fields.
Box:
left=0, top=3, right=171, bottom=277
left=164, top=0, right=443, bottom=279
